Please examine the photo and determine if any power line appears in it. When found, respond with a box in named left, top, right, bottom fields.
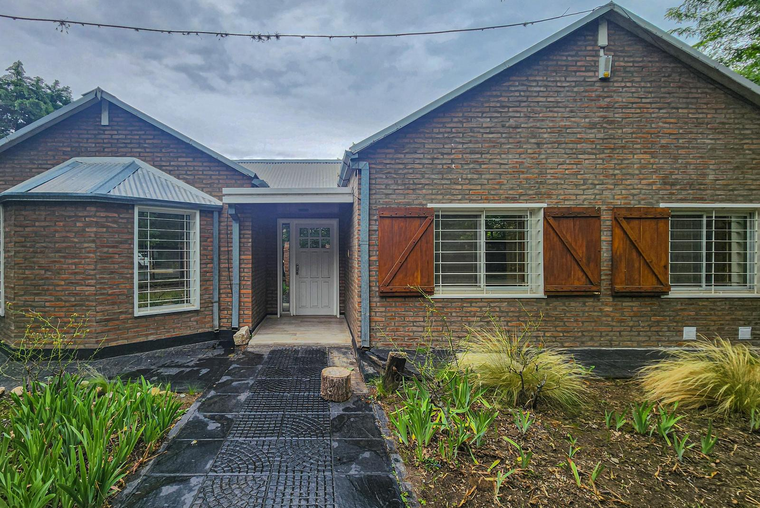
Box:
left=0, top=9, right=595, bottom=42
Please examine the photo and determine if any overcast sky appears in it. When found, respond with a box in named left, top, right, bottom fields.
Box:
left=1, top=0, right=685, bottom=159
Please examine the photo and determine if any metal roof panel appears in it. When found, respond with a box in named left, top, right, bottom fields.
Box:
left=236, top=159, right=342, bottom=188
left=1, top=157, right=221, bottom=208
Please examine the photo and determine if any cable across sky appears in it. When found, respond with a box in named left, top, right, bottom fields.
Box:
left=0, top=8, right=596, bottom=41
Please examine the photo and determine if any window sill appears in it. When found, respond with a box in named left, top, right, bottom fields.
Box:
left=431, top=293, right=546, bottom=299
left=662, top=293, right=760, bottom=299
left=134, top=304, right=200, bottom=317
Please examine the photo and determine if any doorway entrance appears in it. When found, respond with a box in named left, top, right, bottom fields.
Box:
left=277, top=218, right=339, bottom=317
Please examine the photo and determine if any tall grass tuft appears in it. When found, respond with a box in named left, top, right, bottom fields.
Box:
left=639, top=337, right=760, bottom=415
left=458, top=317, right=588, bottom=410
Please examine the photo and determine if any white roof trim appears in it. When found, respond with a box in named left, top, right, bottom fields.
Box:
left=0, top=88, right=259, bottom=181
left=222, top=187, right=352, bottom=204
left=349, top=2, right=760, bottom=154
left=661, top=203, right=760, bottom=209
left=428, top=203, right=547, bottom=209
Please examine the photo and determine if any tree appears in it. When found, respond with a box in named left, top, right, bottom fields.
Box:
left=0, top=61, right=72, bottom=138
left=667, top=0, right=760, bottom=84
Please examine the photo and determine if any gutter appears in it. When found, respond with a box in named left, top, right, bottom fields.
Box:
left=228, top=205, right=240, bottom=330
left=212, top=210, right=220, bottom=331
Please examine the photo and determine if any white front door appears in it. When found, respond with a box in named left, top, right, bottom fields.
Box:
left=293, top=220, right=338, bottom=316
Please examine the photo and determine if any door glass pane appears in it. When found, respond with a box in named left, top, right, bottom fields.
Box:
left=310, top=239, right=320, bottom=248
left=310, top=228, right=320, bottom=237
left=299, top=228, right=309, bottom=238
left=321, top=238, right=331, bottom=248
left=299, top=238, right=308, bottom=248
left=321, top=227, right=330, bottom=237
left=281, top=223, right=290, bottom=312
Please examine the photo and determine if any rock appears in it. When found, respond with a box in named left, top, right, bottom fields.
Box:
left=95, top=386, right=104, bottom=397
left=0, top=387, right=5, bottom=398
left=10, top=386, right=23, bottom=397
left=149, top=387, right=161, bottom=396
left=233, top=326, right=251, bottom=346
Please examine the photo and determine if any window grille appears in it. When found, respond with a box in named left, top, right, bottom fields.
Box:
left=670, top=210, right=758, bottom=295
left=434, top=208, right=543, bottom=295
left=135, top=207, right=200, bottom=314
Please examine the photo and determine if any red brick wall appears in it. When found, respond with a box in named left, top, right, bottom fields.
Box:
left=356, top=21, right=760, bottom=348
left=1, top=202, right=214, bottom=348
left=0, top=102, right=255, bottom=346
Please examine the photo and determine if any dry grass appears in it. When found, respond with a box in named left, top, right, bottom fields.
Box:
left=458, top=321, right=588, bottom=410
left=640, top=337, right=760, bottom=415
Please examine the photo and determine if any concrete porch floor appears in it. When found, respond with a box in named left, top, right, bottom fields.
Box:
left=249, top=316, right=352, bottom=346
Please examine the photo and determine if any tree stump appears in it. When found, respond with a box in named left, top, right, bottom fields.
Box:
left=382, top=352, right=407, bottom=393
left=320, top=367, right=352, bottom=402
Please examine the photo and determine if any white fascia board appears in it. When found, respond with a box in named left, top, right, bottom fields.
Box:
left=661, top=203, right=760, bottom=209
left=222, top=187, right=353, bottom=204
left=428, top=203, right=547, bottom=209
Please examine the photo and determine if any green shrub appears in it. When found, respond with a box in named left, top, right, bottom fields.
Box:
left=0, top=373, right=183, bottom=508
left=639, top=338, right=760, bottom=415
left=458, top=320, right=588, bottom=410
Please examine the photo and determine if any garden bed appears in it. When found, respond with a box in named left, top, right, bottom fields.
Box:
left=379, top=379, right=760, bottom=507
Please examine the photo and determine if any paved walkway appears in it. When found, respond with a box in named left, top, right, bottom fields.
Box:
left=123, top=347, right=403, bottom=508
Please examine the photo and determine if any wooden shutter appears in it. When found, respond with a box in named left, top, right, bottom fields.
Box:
left=378, top=207, right=434, bottom=296
left=544, top=207, right=602, bottom=295
left=612, top=207, right=671, bottom=294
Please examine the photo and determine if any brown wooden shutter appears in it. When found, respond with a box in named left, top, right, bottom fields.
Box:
left=543, top=207, right=602, bottom=295
left=378, top=207, right=434, bottom=296
left=612, top=207, right=671, bottom=295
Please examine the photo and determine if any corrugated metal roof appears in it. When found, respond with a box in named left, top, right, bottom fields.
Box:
left=2, top=157, right=221, bottom=208
left=236, top=159, right=342, bottom=188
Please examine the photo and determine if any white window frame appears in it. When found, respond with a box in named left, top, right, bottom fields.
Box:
left=662, top=203, right=760, bottom=298
left=134, top=206, right=201, bottom=316
left=429, top=204, right=545, bottom=298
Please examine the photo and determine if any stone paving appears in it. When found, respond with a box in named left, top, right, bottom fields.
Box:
left=122, top=347, right=404, bottom=508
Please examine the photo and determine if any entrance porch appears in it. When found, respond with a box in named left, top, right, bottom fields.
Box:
left=224, top=169, right=359, bottom=345
left=250, top=316, right=352, bottom=345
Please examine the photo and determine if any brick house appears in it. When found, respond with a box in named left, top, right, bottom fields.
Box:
left=0, top=3, right=758, bottom=353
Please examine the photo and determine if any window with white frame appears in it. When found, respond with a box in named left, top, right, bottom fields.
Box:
left=434, top=207, right=543, bottom=296
left=135, top=207, right=200, bottom=315
left=669, top=209, right=758, bottom=295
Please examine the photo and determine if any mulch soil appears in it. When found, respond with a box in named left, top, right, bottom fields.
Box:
left=380, top=379, right=760, bottom=508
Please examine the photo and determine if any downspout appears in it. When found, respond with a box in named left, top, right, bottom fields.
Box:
left=228, top=205, right=240, bottom=331
left=212, top=210, right=220, bottom=332
left=356, top=160, right=371, bottom=348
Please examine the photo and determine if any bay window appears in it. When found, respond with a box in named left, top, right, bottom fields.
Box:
left=135, top=207, right=200, bottom=315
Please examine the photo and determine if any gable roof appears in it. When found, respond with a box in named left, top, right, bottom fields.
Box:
left=236, top=159, right=342, bottom=188
left=0, top=157, right=222, bottom=209
left=0, top=88, right=261, bottom=182
left=348, top=2, right=760, bottom=155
